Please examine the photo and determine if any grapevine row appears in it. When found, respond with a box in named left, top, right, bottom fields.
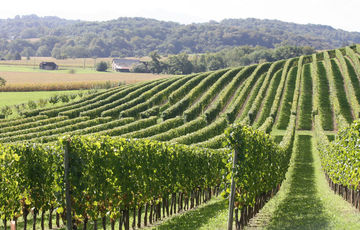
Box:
left=335, top=50, right=360, bottom=119
left=312, top=57, right=334, bottom=130
left=119, top=74, right=196, bottom=118
left=249, top=60, right=285, bottom=126
left=297, top=63, right=313, bottom=130
left=38, top=85, right=128, bottom=117
left=225, top=63, right=271, bottom=123
left=183, top=68, right=242, bottom=122
left=99, top=78, right=178, bottom=118
left=162, top=69, right=229, bottom=120
left=204, top=65, right=257, bottom=123
left=0, top=136, right=225, bottom=230
left=323, top=52, right=349, bottom=129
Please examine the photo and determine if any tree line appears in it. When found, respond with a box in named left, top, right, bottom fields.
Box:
left=0, top=15, right=357, bottom=60
left=133, top=45, right=315, bottom=74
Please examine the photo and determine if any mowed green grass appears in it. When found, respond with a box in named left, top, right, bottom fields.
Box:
left=243, top=134, right=360, bottom=229
left=151, top=196, right=228, bottom=230
left=0, top=64, right=106, bottom=74
left=0, top=90, right=84, bottom=107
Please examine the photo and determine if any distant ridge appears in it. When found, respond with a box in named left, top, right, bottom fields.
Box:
left=0, top=15, right=359, bottom=57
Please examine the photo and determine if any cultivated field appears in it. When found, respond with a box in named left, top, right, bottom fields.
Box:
left=0, top=56, right=169, bottom=88
left=2, top=45, right=360, bottom=229
left=0, top=56, right=148, bottom=68
left=1, top=71, right=169, bottom=84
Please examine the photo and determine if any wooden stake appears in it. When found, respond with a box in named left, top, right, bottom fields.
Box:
left=64, top=141, right=72, bottom=230
left=228, top=149, right=238, bottom=230
left=10, top=220, right=16, bottom=230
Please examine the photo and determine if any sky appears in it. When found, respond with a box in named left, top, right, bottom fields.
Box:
left=1, top=0, right=359, bottom=32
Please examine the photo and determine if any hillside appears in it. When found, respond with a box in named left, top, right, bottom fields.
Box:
left=2, top=43, right=360, bottom=229
left=0, top=44, right=359, bottom=146
left=1, top=15, right=360, bottom=58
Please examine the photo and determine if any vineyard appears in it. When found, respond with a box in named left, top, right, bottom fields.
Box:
left=2, top=44, right=360, bottom=229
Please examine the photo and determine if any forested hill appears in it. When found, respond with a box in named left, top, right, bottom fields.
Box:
left=1, top=15, right=360, bottom=58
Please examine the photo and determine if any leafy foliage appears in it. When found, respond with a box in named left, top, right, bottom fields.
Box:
left=224, top=123, right=293, bottom=208
left=330, top=59, right=353, bottom=124
left=96, top=61, right=108, bottom=72
left=0, top=136, right=226, bottom=227
left=2, top=43, right=360, bottom=228
left=314, top=61, right=334, bottom=130
left=317, top=118, right=360, bottom=190
left=0, top=76, right=6, bottom=86
left=0, top=15, right=351, bottom=59
left=297, top=63, right=313, bottom=130
left=276, top=66, right=298, bottom=129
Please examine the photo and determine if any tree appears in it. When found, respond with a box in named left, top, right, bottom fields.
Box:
left=206, top=54, right=226, bottom=71
left=165, top=53, right=193, bottom=74
left=301, top=46, right=316, bottom=55
left=14, top=52, right=21, bottom=60
left=21, top=47, right=35, bottom=59
left=63, top=46, right=89, bottom=58
left=36, top=45, right=51, bottom=57
left=148, top=51, right=163, bottom=74
left=191, top=55, right=207, bottom=73
left=96, top=61, right=108, bottom=72
left=0, top=76, right=6, bottom=86
left=131, top=62, right=149, bottom=73
left=51, top=47, right=67, bottom=59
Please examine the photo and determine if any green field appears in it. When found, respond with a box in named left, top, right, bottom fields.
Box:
left=1, top=44, right=360, bottom=229
left=0, top=90, right=85, bottom=107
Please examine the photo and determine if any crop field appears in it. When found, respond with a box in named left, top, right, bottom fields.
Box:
left=0, top=57, right=169, bottom=90
left=0, top=56, right=133, bottom=68
left=2, top=44, right=360, bottom=229
left=1, top=70, right=168, bottom=84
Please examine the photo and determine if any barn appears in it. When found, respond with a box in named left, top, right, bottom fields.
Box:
left=112, top=59, right=141, bottom=72
left=39, top=62, right=58, bottom=70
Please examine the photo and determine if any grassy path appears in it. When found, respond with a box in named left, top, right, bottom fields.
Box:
left=246, top=134, right=360, bottom=229
left=148, top=196, right=228, bottom=230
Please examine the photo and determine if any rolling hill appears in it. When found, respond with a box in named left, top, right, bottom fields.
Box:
left=1, top=43, right=360, bottom=229
left=1, top=44, right=359, bottom=145
left=1, top=15, right=360, bottom=57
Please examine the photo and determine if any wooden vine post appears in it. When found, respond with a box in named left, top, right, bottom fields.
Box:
left=64, top=141, right=72, bottom=230
left=227, top=148, right=238, bottom=230
left=10, top=220, right=16, bottom=230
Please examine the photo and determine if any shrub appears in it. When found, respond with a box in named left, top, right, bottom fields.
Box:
left=38, top=99, right=48, bottom=108
left=68, top=69, right=76, bottom=74
left=0, top=77, right=6, bottom=87
left=13, top=105, right=21, bottom=114
left=70, top=94, right=78, bottom=100
left=1, top=106, right=13, bottom=117
left=27, top=100, right=37, bottom=110
left=77, top=92, right=84, bottom=98
left=96, top=61, right=108, bottom=72
left=60, top=95, right=70, bottom=103
left=49, top=95, right=59, bottom=104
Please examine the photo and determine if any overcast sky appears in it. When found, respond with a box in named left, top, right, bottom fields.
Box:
left=1, top=0, right=359, bottom=32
